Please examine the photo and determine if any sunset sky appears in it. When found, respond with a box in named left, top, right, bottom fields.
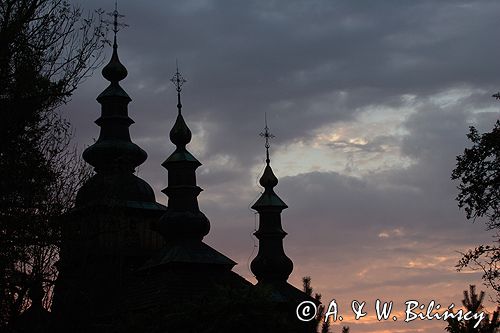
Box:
left=65, top=1, right=500, bottom=331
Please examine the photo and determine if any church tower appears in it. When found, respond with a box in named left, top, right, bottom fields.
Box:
left=52, top=5, right=165, bottom=331
left=251, top=119, right=311, bottom=303
left=122, top=68, right=250, bottom=316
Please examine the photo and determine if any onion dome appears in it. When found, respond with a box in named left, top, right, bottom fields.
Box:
left=170, top=113, right=192, bottom=149
left=102, top=36, right=128, bottom=82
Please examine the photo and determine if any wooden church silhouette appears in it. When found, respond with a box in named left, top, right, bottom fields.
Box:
left=46, top=7, right=315, bottom=333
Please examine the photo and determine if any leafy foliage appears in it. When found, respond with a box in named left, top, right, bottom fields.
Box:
left=452, top=121, right=500, bottom=301
left=452, top=121, right=500, bottom=228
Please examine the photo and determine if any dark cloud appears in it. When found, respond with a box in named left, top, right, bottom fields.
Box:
left=68, top=0, right=500, bottom=175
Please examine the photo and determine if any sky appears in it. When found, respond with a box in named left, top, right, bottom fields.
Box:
left=64, top=1, right=500, bottom=332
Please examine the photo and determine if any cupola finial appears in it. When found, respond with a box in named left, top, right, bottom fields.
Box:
left=168, top=65, right=191, bottom=148
left=102, top=1, right=129, bottom=82
left=258, top=115, right=279, bottom=189
left=259, top=113, right=275, bottom=165
left=170, top=60, right=187, bottom=114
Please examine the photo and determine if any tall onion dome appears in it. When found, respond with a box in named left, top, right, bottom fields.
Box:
left=145, top=66, right=235, bottom=268
left=76, top=23, right=157, bottom=208
left=250, top=120, right=293, bottom=284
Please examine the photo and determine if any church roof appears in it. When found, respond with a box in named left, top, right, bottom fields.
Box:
left=141, top=240, right=236, bottom=269
left=123, top=265, right=252, bottom=312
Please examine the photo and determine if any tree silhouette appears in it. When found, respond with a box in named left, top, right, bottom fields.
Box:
left=445, top=285, right=500, bottom=333
left=452, top=120, right=500, bottom=301
left=0, top=0, right=105, bottom=328
left=302, top=276, right=350, bottom=333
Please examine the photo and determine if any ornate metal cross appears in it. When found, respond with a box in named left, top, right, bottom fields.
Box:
left=260, top=113, right=275, bottom=162
left=104, top=1, right=128, bottom=37
left=170, top=62, right=187, bottom=93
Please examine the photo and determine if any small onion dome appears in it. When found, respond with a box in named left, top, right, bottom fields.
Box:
left=170, top=113, right=192, bottom=148
left=102, top=39, right=128, bottom=82
left=259, top=163, right=278, bottom=189
left=252, top=161, right=287, bottom=210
